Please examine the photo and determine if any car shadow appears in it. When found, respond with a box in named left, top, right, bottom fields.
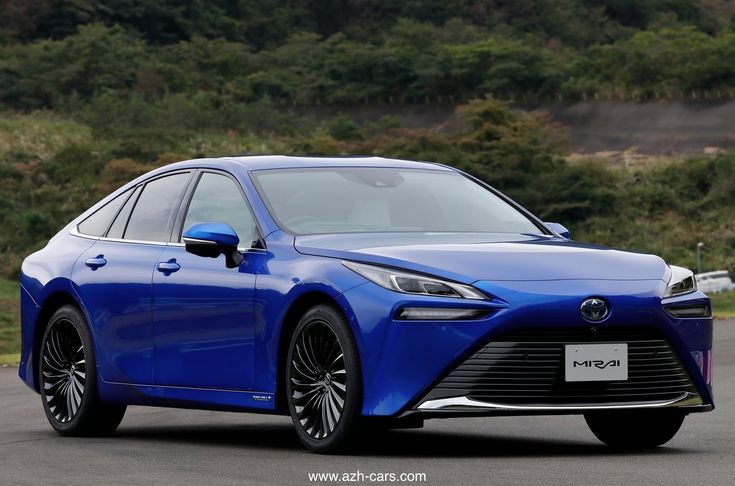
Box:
left=355, top=428, right=692, bottom=458
left=113, top=421, right=303, bottom=451
left=111, top=421, right=696, bottom=458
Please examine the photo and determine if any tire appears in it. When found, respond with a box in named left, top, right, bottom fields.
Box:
left=285, top=304, right=362, bottom=453
left=584, top=411, right=686, bottom=449
left=39, top=304, right=126, bottom=436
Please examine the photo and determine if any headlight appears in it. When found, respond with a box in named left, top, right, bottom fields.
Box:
left=664, top=265, right=696, bottom=297
left=342, top=261, right=488, bottom=300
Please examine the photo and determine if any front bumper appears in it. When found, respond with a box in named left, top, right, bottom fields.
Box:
left=412, top=325, right=710, bottom=416
left=342, top=278, right=713, bottom=417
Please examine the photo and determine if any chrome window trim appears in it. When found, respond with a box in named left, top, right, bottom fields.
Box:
left=71, top=227, right=267, bottom=253
left=70, top=227, right=167, bottom=247
left=69, top=226, right=99, bottom=241
left=98, top=236, right=168, bottom=247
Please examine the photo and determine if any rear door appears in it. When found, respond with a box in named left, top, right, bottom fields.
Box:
left=151, top=170, right=265, bottom=390
left=72, top=171, right=192, bottom=384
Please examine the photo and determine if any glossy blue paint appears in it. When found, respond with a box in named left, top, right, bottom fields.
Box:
left=72, top=239, right=165, bottom=384
left=19, top=156, right=714, bottom=418
left=182, top=222, right=240, bottom=248
left=151, top=245, right=265, bottom=389
left=293, top=232, right=670, bottom=283
left=18, top=231, right=97, bottom=391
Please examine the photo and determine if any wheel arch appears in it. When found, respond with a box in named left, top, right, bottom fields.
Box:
left=274, top=290, right=354, bottom=413
left=31, top=291, right=85, bottom=393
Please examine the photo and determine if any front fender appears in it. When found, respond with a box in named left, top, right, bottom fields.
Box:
left=253, top=232, right=366, bottom=394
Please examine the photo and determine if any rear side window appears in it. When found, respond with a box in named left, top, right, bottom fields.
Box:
left=124, top=172, right=190, bottom=242
left=77, top=188, right=133, bottom=237
left=106, top=185, right=142, bottom=239
left=181, top=172, right=258, bottom=247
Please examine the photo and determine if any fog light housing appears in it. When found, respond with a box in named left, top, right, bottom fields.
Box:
left=665, top=304, right=711, bottom=318
left=396, top=307, right=489, bottom=320
left=691, top=350, right=712, bottom=385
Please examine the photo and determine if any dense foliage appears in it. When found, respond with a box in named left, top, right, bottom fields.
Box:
left=1, top=99, right=733, bottom=279
left=1, top=0, right=719, bottom=46
left=0, top=1, right=733, bottom=275
left=2, top=1, right=735, bottom=113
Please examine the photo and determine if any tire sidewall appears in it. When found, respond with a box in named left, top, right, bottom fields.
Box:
left=584, top=411, right=685, bottom=448
left=285, top=304, right=362, bottom=453
left=39, top=305, right=98, bottom=435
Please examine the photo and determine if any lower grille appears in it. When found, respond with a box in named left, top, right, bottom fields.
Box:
left=421, top=327, right=698, bottom=406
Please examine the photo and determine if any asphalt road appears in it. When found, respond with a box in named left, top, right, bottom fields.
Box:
left=1, top=322, right=734, bottom=486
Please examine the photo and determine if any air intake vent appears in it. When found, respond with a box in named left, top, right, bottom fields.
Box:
left=421, top=327, right=698, bottom=406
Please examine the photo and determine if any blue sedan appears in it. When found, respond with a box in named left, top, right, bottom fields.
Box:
left=19, top=156, right=713, bottom=452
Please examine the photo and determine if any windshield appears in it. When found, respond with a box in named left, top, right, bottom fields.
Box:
left=252, top=167, right=543, bottom=235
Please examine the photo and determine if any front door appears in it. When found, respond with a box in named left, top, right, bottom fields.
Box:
left=152, top=171, right=264, bottom=390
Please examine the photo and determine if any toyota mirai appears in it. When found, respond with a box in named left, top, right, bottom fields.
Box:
left=19, top=156, right=713, bottom=453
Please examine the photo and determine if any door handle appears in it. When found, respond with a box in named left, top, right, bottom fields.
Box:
left=157, top=259, right=181, bottom=274
left=85, top=255, right=107, bottom=270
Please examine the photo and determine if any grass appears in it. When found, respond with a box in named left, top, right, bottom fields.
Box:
left=0, top=353, right=19, bottom=366
left=0, top=111, right=93, bottom=160
left=0, top=277, right=19, bottom=356
left=710, top=291, right=735, bottom=320
left=0, top=278, right=20, bottom=366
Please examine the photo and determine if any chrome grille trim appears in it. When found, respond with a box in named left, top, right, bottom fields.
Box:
left=417, top=392, right=703, bottom=411
left=419, top=327, right=700, bottom=407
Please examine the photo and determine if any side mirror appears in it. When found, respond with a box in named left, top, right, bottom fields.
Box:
left=544, top=222, right=571, bottom=240
left=182, top=222, right=244, bottom=268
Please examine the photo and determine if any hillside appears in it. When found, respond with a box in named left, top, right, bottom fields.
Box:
left=0, top=2, right=733, bottom=287
left=298, top=99, right=735, bottom=155
left=1, top=99, right=734, bottom=278
left=3, top=1, right=735, bottom=117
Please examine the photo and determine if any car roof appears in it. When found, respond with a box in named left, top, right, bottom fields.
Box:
left=221, top=155, right=452, bottom=171
left=115, top=156, right=456, bottom=200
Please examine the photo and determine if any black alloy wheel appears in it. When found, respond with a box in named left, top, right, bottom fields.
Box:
left=39, top=305, right=126, bottom=436
left=286, top=304, right=361, bottom=453
left=290, top=320, right=347, bottom=439
left=41, top=318, right=86, bottom=423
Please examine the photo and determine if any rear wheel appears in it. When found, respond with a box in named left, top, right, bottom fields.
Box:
left=584, top=411, right=685, bottom=449
left=286, top=304, right=362, bottom=453
left=39, top=305, right=126, bottom=436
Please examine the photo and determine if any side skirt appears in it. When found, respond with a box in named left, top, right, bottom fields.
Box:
left=98, top=378, right=279, bottom=414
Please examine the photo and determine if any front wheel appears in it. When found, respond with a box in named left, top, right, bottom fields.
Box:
left=584, top=411, right=685, bottom=449
left=39, top=305, right=126, bottom=436
left=286, top=304, right=362, bottom=453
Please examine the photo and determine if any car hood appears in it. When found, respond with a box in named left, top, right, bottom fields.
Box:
left=294, top=233, right=670, bottom=284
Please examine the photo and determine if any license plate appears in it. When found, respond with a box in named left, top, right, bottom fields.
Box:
left=564, top=343, right=628, bottom=382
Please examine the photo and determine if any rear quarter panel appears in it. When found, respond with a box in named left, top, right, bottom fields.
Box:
left=19, top=229, right=95, bottom=391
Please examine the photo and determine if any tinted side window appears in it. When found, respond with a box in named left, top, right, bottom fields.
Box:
left=77, top=188, right=133, bottom=236
left=182, top=172, right=258, bottom=246
left=106, top=185, right=141, bottom=239
left=124, top=173, right=190, bottom=242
